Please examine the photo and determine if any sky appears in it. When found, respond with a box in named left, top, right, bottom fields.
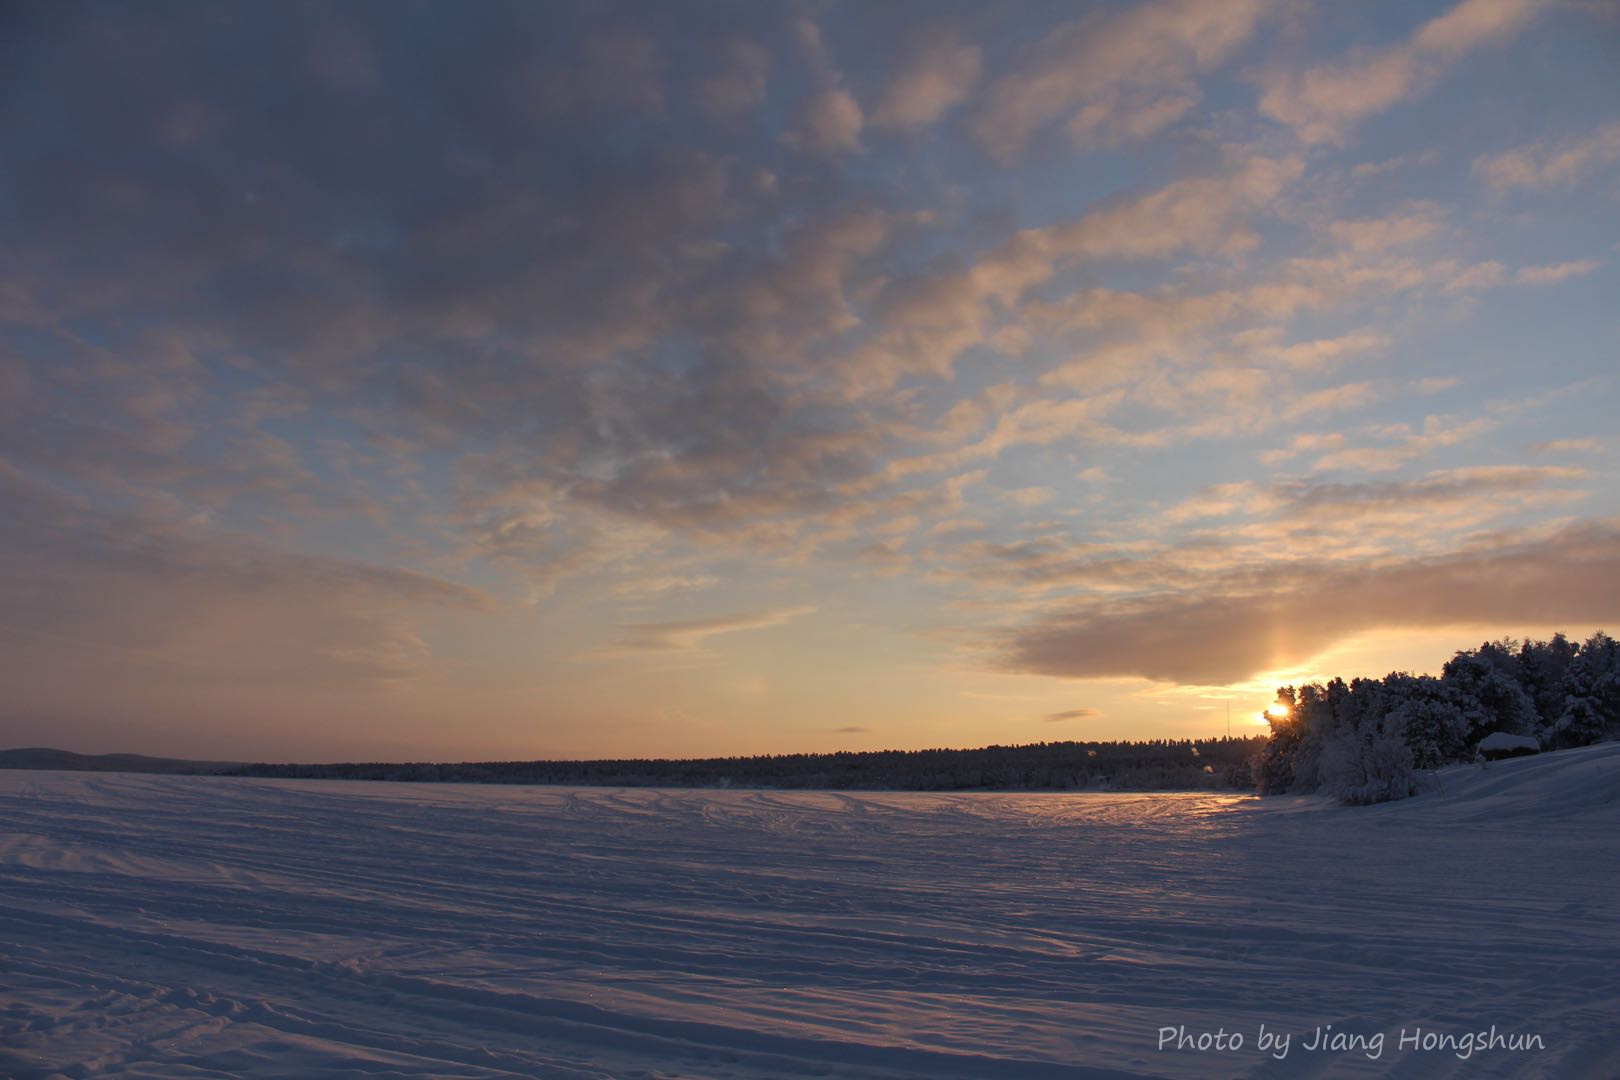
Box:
left=2, top=0, right=1618, bottom=762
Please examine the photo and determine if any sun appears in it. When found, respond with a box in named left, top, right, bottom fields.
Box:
left=1265, top=703, right=1291, bottom=720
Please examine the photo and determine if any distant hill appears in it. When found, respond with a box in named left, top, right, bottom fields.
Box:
left=0, top=748, right=240, bottom=775
left=2, top=738, right=1267, bottom=792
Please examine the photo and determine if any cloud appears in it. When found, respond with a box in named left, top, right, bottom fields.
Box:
left=1003, top=487, right=1054, bottom=509
left=1243, top=467, right=1589, bottom=544
left=1241, top=330, right=1391, bottom=371
left=1000, top=519, right=1620, bottom=685
left=788, top=87, right=865, bottom=155
left=697, top=37, right=771, bottom=118
left=1325, top=204, right=1443, bottom=253
left=785, top=18, right=863, bottom=154
left=1441, top=260, right=1508, bottom=293
left=1350, top=150, right=1440, bottom=178
left=613, top=575, right=721, bottom=597
left=1260, top=432, right=1347, bottom=467
left=1, top=3, right=1319, bottom=592
left=1259, top=0, right=1548, bottom=144
left=0, top=464, right=490, bottom=688
left=847, top=152, right=1303, bottom=392
left=937, top=465, right=1587, bottom=604
left=4, top=0, right=1612, bottom=734
left=1475, top=122, right=1620, bottom=190
left=612, top=606, right=817, bottom=652
left=972, top=0, right=1267, bottom=158
left=1163, top=483, right=1258, bottom=524
left=870, top=28, right=981, bottom=131
left=1310, top=414, right=1496, bottom=472
left=1527, top=437, right=1605, bottom=455
left=1045, top=708, right=1101, bottom=722
left=1289, top=381, right=1385, bottom=419
left=832, top=725, right=869, bottom=734
left=1515, top=259, right=1602, bottom=285
left=526, top=29, right=666, bottom=117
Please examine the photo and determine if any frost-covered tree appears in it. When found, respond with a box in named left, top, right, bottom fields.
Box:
left=1380, top=673, right=1471, bottom=769
left=1518, top=634, right=1579, bottom=729
left=1273, top=680, right=1358, bottom=792
left=1253, top=689, right=1301, bottom=795
left=1550, top=631, right=1620, bottom=747
left=1251, top=632, right=1614, bottom=800
left=1320, top=725, right=1417, bottom=805
left=1442, top=641, right=1539, bottom=741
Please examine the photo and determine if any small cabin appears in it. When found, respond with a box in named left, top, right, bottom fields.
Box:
left=1477, top=732, right=1540, bottom=761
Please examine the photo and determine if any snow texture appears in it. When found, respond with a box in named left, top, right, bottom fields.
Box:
left=3, top=743, right=1619, bottom=1078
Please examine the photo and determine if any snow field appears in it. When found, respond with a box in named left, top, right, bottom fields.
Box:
left=2, top=743, right=1618, bottom=1078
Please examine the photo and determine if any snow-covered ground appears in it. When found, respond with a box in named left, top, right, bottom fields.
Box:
left=2, top=744, right=1617, bottom=1079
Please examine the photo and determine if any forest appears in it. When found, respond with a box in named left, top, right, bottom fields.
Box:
left=1254, top=631, right=1619, bottom=804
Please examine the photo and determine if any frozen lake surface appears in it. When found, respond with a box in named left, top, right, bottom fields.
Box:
left=3, top=744, right=1618, bottom=1078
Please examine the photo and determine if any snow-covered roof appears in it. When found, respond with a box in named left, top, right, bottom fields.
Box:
left=1478, top=732, right=1540, bottom=753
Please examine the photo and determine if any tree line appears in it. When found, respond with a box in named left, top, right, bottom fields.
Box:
left=224, top=737, right=1266, bottom=791
left=1253, top=631, right=1619, bottom=804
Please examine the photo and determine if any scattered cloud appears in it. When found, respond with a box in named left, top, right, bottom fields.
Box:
left=1311, top=415, right=1497, bottom=472
left=1045, top=708, right=1101, bottom=722
left=972, top=0, right=1267, bottom=157
left=1259, top=0, right=1548, bottom=144
left=2, top=2, right=1614, bottom=754
left=1326, top=204, right=1443, bottom=253
left=1474, top=122, right=1620, bottom=191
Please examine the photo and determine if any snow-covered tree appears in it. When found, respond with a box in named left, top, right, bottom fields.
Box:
left=1442, top=641, right=1539, bottom=741
left=1518, top=634, right=1579, bottom=729
left=1550, top=632, right=1620, bottom=747
left=1380, top=673, right=1471, bottom=769
left=1320, top=725, right=1417, bottom=805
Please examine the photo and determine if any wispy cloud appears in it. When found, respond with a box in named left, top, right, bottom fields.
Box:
left=613, top=575, right=721, bottom=597
left=973, top=0, right=1268, bottom=157
left=1527, top=437, right=1605, bottom=455
left=0, top=464, right=491, bottom=688
left=1475, top=122, right=1620, bottom=191
left=1259, top=0, right=1549, bottom=144
left=612, top=606, right=818, bottom=653
left=1515, top=259, right=1602, bottom=285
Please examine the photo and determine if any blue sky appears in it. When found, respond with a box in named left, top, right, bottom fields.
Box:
left=2, top=0, right=1617, bottom=759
